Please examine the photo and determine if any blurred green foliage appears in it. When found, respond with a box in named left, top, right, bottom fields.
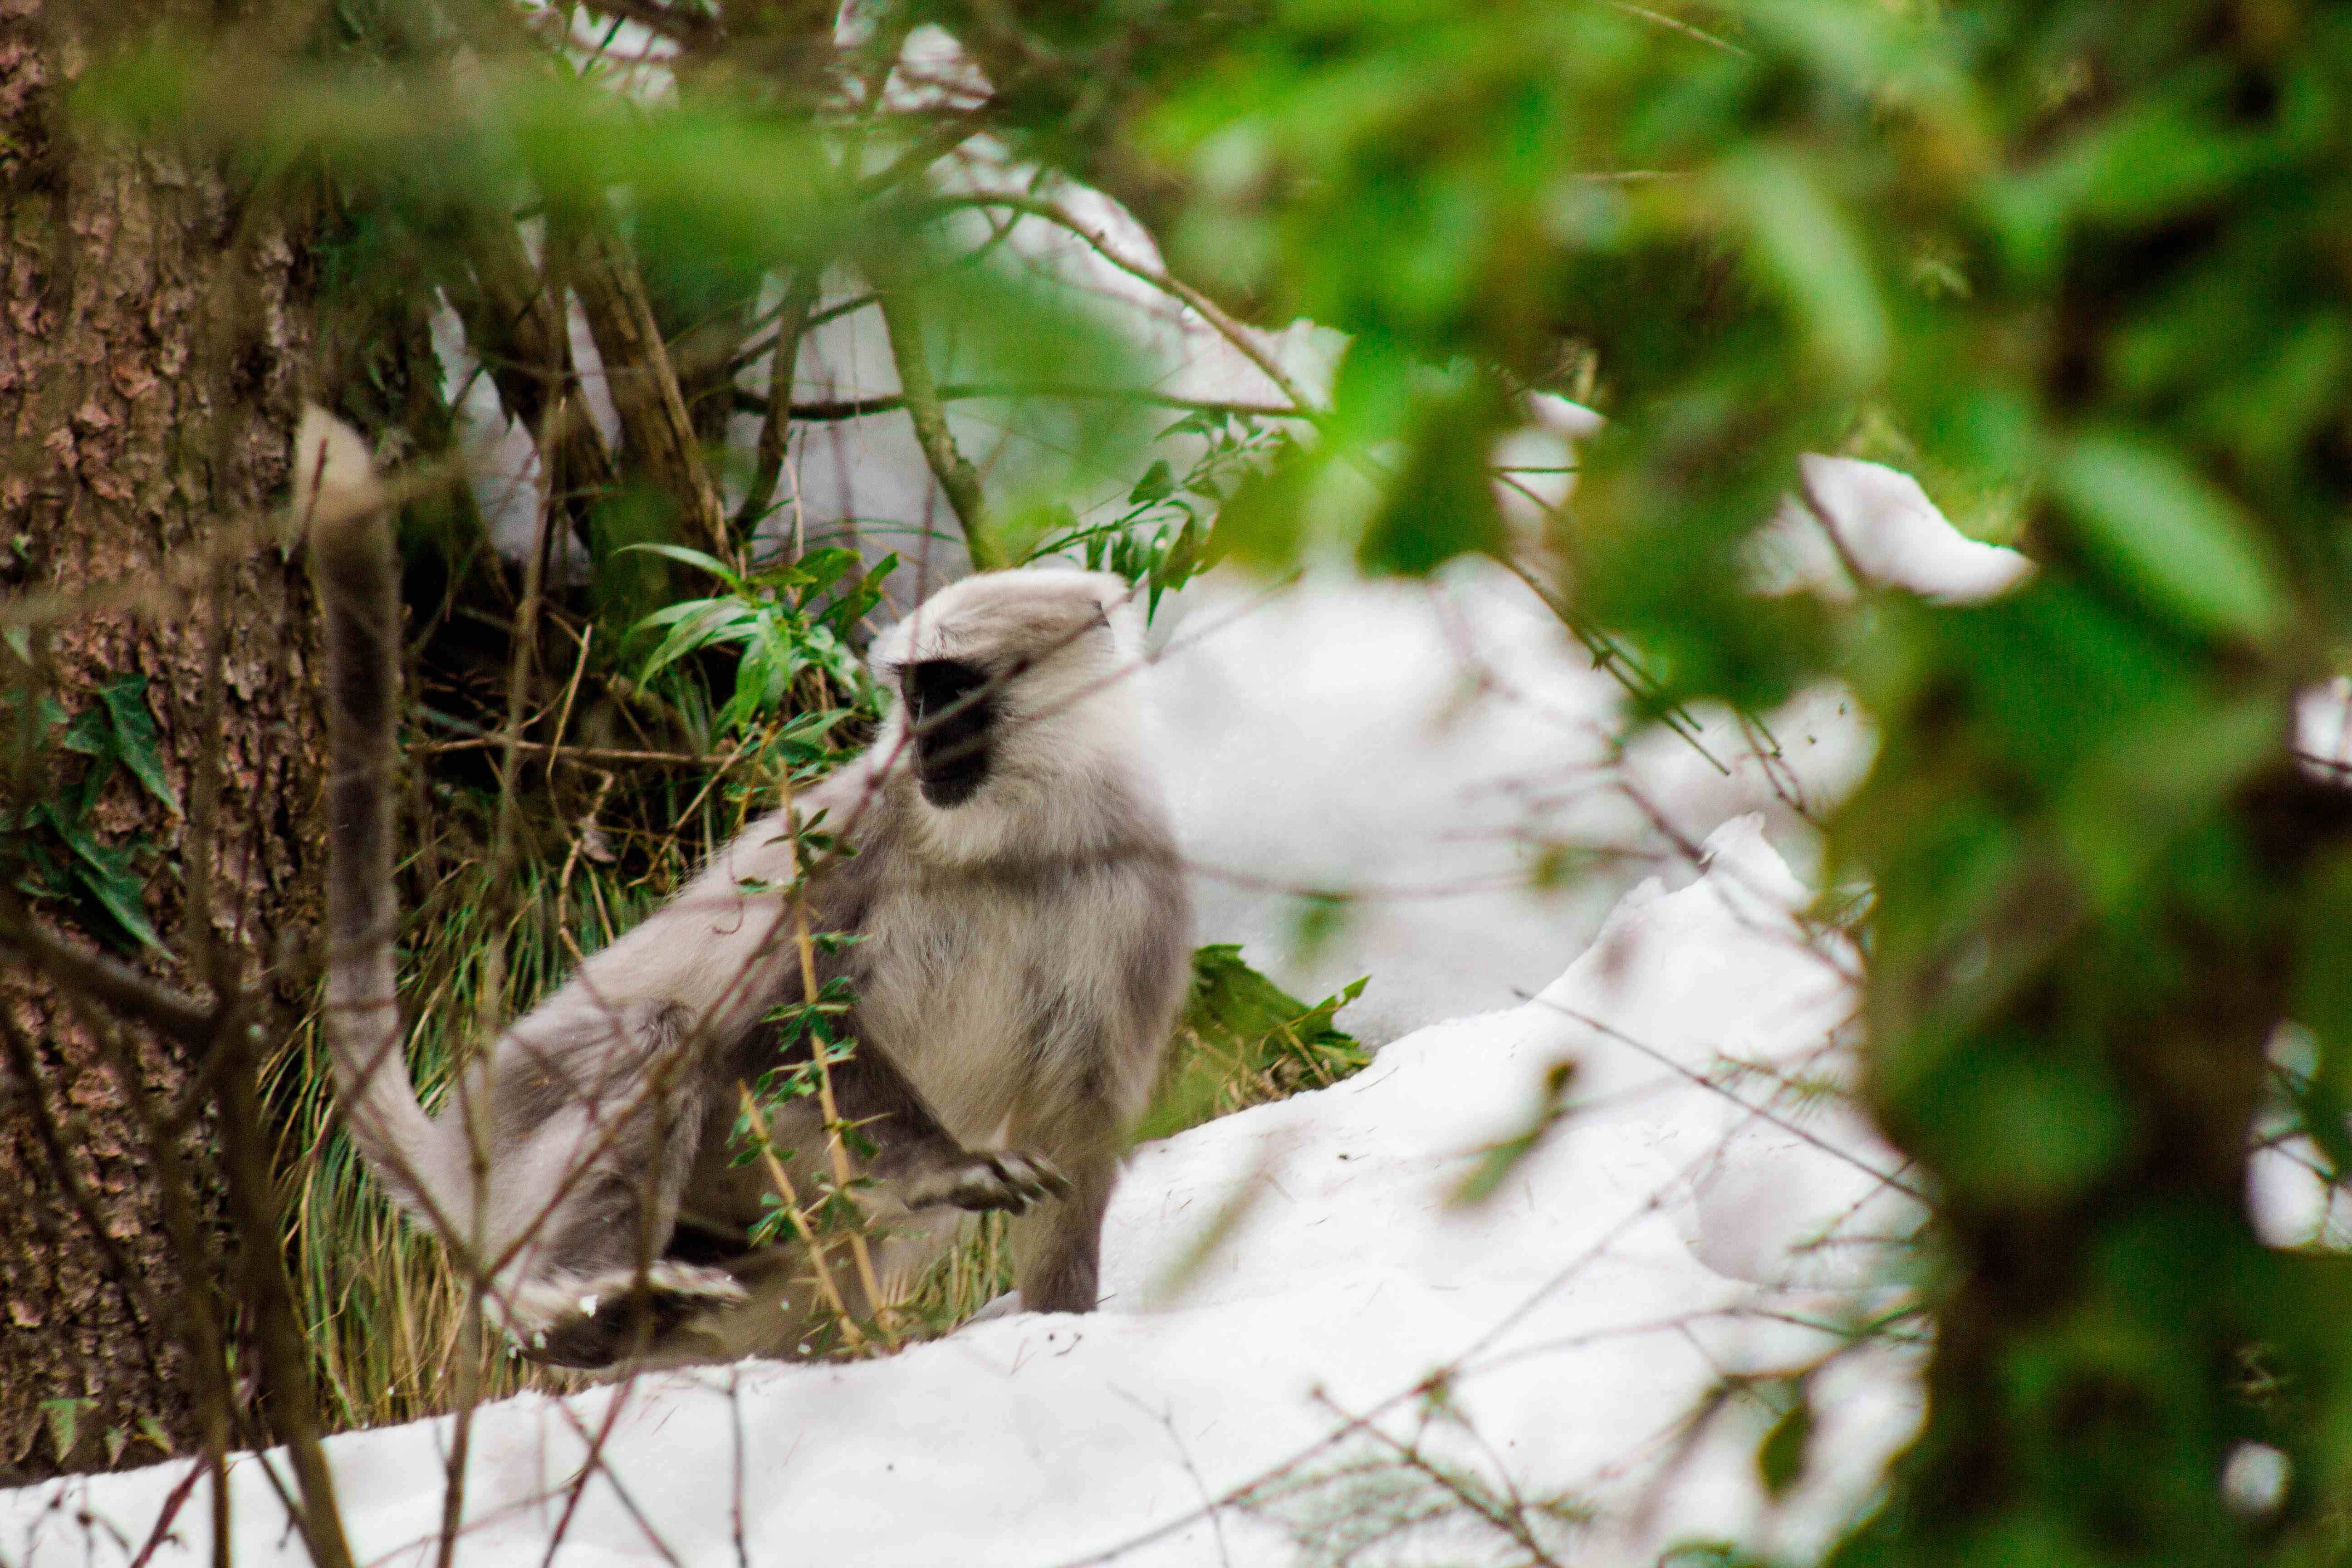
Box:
left=1123, top=1, right=2352, bottom=1561
left=54, top=0, right=2352, bottom=1554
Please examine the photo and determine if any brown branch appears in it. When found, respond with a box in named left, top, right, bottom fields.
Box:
left=736, top=1083, right=867, bottom=1348
left=931, top=192, right=1323, bottom=418
left=729, top=381, right=1305, bottom=423
left=415, top=735, right=740, bottom=768
left=210, top=999, right=358, bottom=1568
left=0, top=1009, right=166, bottom=1331
left=736, top=269, right=819, bottom=533
left=777, top=768, right=896, bottom=1348
left=0, top=901, right=215, bottom=1045
left=443, top=211, right=616, bottom=548
left=567, top=214, right=732, bottom=559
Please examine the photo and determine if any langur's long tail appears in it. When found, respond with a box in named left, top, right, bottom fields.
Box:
left=302, top=407, right=467, bottom=1227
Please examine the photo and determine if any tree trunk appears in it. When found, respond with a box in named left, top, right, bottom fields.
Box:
left=0, top=0, right=321, bottom=1482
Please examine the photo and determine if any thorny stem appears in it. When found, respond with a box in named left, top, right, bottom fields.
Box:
left=736, top=1083, right=866, bottom=1348
left=775, top=767, right=900, bottom=1348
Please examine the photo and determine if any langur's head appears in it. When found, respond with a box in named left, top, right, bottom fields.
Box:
left=870, top=570, right=1152, bottom=840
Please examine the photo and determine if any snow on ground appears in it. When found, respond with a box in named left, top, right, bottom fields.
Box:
left=1145, top=439, right=2032, bottom=1042
left=2, top=821, right=1924, bottom=1568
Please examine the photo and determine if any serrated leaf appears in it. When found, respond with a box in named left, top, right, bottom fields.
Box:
left=100, top=677, right=178, bottom=812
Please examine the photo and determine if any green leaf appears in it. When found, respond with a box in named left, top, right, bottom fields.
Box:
left=1758, top=1388, right=1813, bottom=1498
left=100, top=676, right=178, bottom=812
left=614, top=541, right=744, bottom=589
left=44, top=807, right=164, bottom=951
left=1135, top=946, right=1369, bottom=1142
left=59, top=705, right=109, bottom=757
left=2051, top=437, right=2285, bottom=643
left=636, top=601, right=757, bottom=685
left=1358, top=376, right=1507, bottom=577
left=1454, top=1060, right=1576, bottom=1205
left=1129, top=459, right=1176, bottom=505
left=39, top=1397, right=94, bottom=1463
left=1713, top=147, right=1889, bottom=387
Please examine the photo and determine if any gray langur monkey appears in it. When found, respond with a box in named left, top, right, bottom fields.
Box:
left=301, top=407, right=1192, bottom=1368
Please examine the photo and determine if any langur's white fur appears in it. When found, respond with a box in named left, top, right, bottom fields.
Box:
left=308, top=407, right=1192, bottom=1366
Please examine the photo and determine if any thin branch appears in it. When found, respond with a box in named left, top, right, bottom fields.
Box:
left=736, top=1083, right=866, bottom=1347
left=737, top=269, right=820, bottom=535
left=1519, top=992, right=1926, bottom=1202
left=873, top=268, right=1000, bottom=568
left=932, top=192, right=1323, bottom=418
left=730, top=381, right=1304, bottom=423
left=778, top=774, right=897, bottom=1349
left=566, top=213, right=732, bottom=559
left=211, top=995, right=358, bottom=1568
left=415, top=735, right=740, bottom=768
left=1490, top=551, right=1731, bottom=775
left=574, top=0, right=720, bottom=48
left=0, top=900, right=215, bottom=1045
left=1597, top=0, right=1750, bottom=54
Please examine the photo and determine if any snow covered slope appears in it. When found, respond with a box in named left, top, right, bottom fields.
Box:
left=1, top=821, right=1923, bottom=1568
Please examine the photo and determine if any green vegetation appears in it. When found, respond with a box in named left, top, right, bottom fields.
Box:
left=7, top=1, right=2350, bottom=1557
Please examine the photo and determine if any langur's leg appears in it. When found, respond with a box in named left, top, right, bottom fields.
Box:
left=1004, top=1096, right=1126, bottom=1314
left=499, top=1085, right=742, bottom=1369
left=800, top=1026, right=1070, bottom=1214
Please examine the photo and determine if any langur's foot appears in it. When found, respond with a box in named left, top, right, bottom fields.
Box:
left=504, top=1261, right=749, bottom=1369
left=899, top=1150, right=1071, bottom=1215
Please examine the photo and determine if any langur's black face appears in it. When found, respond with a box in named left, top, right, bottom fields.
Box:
left=904, top=657, right=996, bottom=807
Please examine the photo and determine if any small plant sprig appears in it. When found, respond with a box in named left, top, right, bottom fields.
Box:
left=1024, top=409, right=1284, bottom=616
left=621, top=543, right=896, bottom=741
left=734, top=974, right=874, bottom=1248
left=0, top=674, right=179, bottom=951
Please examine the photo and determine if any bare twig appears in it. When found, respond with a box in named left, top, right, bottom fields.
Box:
left=417, top=735, right=740, bottom=768
left=931, top=192, right=1324, bottom=418
left=737, top=270, right=821, bottom=534
left=729, top=381, right=1303, bottom=423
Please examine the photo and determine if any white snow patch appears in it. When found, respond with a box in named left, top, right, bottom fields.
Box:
left=1147, top=562, right=1880, bottom=1041
left=1754, top=455, right=2033, bottom=605
left=3, top=828, right=1922, bottom=1568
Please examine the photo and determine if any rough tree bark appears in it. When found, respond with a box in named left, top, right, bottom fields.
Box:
left=0, top=0, right=322, bottom=1482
